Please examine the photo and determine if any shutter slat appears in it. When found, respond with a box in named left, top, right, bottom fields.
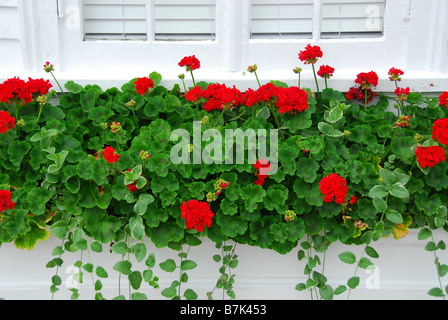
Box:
left=250, top=0, right=314, bottom=39
left=154, top=0, right=216, bottom=40
left=321, top=0, right=386, bottom=38
left=82, top=0, right=147, bottom=40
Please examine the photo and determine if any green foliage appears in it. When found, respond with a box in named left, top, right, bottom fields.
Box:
left=1, top=62, right=447, bottom=301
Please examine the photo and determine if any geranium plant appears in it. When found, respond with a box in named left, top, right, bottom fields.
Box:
left=0, top=45, right=447, bottom=300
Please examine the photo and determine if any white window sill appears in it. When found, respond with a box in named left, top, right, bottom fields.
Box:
left=2, top=68, right=447, bottom=94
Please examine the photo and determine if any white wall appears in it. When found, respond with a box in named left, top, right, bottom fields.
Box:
left=0, top=230, right=446, bottom=300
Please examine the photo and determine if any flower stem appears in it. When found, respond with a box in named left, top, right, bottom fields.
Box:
left=190, top=70, right=196, bottom=87
left=50, top=71, right=65, bottom=94
left=254, top=71, right=261, bottom=88
left=383, top=127, right=399, bottom=160
left=311, top=63, right=320, bottom=94
left=364, top=89, right=368, bottom=110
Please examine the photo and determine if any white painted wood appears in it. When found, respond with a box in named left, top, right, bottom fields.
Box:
left=0, top=229, right=446, bottom=300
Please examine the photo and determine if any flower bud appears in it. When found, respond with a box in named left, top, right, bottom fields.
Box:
left=110, top=121, right=121, bottom=133
left=139, top=150, right=150, bottom=160
left=293, top=67, right=302, bottom=74
left=100, top=122, right=109, bottom=130
left=285, top=210, right=296, bottom=222
left=43, top=61, right=54, bottom=73
left=16, top=119, right=25, bottom=127
left=247, top=64, right=258, bottom=73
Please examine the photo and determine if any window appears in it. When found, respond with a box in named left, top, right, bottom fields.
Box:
left=250, top=0, right=386, bottom=39
left=82, top=0, right=148, bottom=40
left=154, top=0, right=216, bottom=41
left=81, top=0, right=216, bottom=41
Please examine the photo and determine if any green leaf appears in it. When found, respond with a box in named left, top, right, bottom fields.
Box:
left=296, top=158, right=320, bottom=183
left=131, top=243, right=147, bottom=262
left=319, top=285, right=334, bottom=300
left=128, top=271, right=143, bottom=290
left=180, top=260, right=197, bottom=271
left=368, top=185, right=388, bottom=199
left=389, top=183, right=409, bottom=199
left=386, top=210, right=403, bottom=224
left=318, top=122, right=342, bottom=137
left=113, top=260, right=132, bottom=275
left=96, top=266, right=108, bottom=278
left=347, top=277, right=360, bottom=289
left=133, top=194, right=155, bottom=215
left=365, top=246, right=379, bottom=259
left=65, top=81, right=84, bottom=94
left=428, top=287, right=444, bottom=297
left=378, top=169, right=396, bottom=186
left=240, top=185, right=266, bottom=212
left=161, top=286, right=177, bottom=298
left=418, top=228, right=432, bottom=240
left=129, top=216, right=145, bottom=241
left=339, top=252, right=356, bottom=264
left=27, top=188, right=53, bottom=216
left=8, top=141, right=31, bottom=167
left=160, top=259, right=177, bottom=273
left=183, top=289, right=198, bottom=300
left=373, top=197, right=387, bottom=213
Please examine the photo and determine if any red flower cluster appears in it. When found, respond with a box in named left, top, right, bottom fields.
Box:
left=396, top=115, right=411, bottom=127
left=432, top=118, right=448, bottom=146
left=355, top=71, right=379, bottom=89
left=346, top=71, right=379, bottom=103
left=388, top=67, right=404, bottom=81
left=439, top=92, right=448, bottom=108
left=0, top=190, right=15, bottom=212
left=180, top=200, right=214, bottom=233
left=185, top=83, right=244, bottom=112
left=242, top=83, right=309, bottom=115
left=414, top=145, right=446, bottom=168
left=102, top=146, right=120, bottom=164
left=134, top=77, right=154, bottom=96
left=0, top=77, right=52, bottom=105
left=395, top=87, right=410, bottom=101
left=319, top=173, right=349, bottom=204
left=0, top=110, right=16, bottom=134
left=317, top=65, right=335, bottom=79
left=254, top=159, right=272, bottom=186
left=298, top=44, right=323, bottom=65
left=178, top=55, right=201, bottom=71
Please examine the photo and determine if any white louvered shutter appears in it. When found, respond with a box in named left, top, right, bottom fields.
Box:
left=82, top=0, right=147, bottom=40
left=250, top=0, right=314, bottom=39
left=321, top=0, right=386, bottom=38
left=154, top=0, right=216, bottom=41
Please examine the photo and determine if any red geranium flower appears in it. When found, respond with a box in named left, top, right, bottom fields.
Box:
left=199, top=83, right=244, bottom=112
left=27, top=78, right=52, bottom=98
left=396, top=115, right=411, bottom=127
left=298, top=44, right=323, bottom=64
left=134, top=77, right=155, bottom=96
left=414, top=145, right=446, bottom=168
left=180, top=200, right=214, bottom=233
left=102, top=146, right=120, bottom=164
left=355, top=71, right=379, bottom=89
left=0, top=77, right=31, bottom=104
left=439, top=92, right=448, bottom=108
left=395, top=87, right=410, bottom=101
left=317, top=65, right=335, bottom=79
left=0, top=110, right=16, bottom=134
left=346, top=86, right=376, bottom=103
left=0, top=190, right=15, bottom=212
left=254, top=159, right=272, bottom=186
left=388, top=67, right=404, bottom=81
left=178, top=55, right=201, bottom=71
left=319, top=173, right=349, bottom=204
left=432, top=118, right=448, bottom=146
